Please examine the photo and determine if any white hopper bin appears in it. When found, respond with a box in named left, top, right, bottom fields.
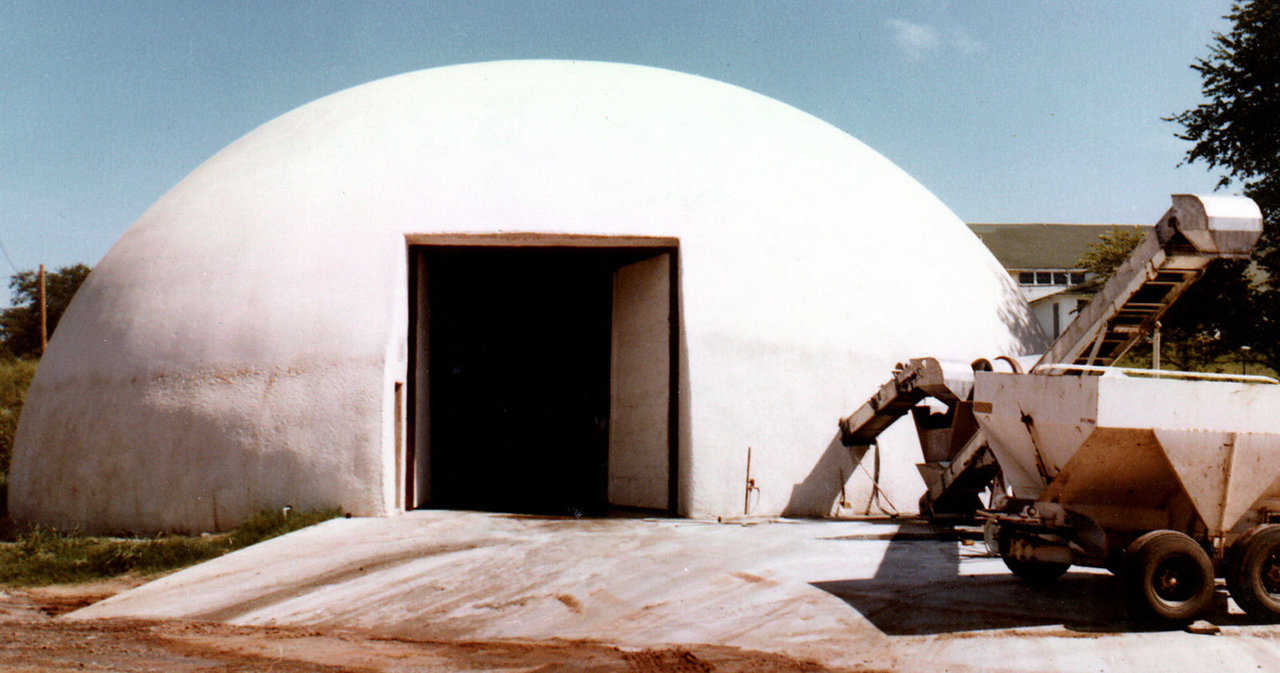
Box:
left=839, top=194, right=1280, bottom=625
left=976, top=366, right=1280, bottom=540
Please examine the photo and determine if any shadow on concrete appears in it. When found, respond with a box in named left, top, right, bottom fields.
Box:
left=817, top=519, right=971, bottom=542
left=816, top=520, right=1271, bottom=634
left=814, top=571, right=1129, bottom=635
left=813, top=521, right=1137, bottom=635
left=782, top=434, right=874, bottom=518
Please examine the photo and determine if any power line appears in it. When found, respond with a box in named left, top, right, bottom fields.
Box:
left=0, top=237, right=18, bottom=275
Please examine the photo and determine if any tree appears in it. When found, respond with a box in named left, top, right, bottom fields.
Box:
left=1157, top=260, right=1255, bottom=371
left=1168, top=1, right=1280, bottom=374
left=0, top=359, right=37, bottom=492
left=1076, top=228, right=1253, bottom=371
left=1076, top=226, right=1146, bottom=278
left=0, top=264, right=92, bottom=360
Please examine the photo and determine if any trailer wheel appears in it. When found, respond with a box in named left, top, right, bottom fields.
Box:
left=1224, top=525, right=1266, bottom=604
left=1125, top=530, right=1214, bottom=624
left=1227, top=525, right=1280, bottom=621
left=998, top=529, right=1069, bottom=584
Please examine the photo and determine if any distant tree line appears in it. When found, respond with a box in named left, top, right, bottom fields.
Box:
left=0, top=264, right=91, bottom=360
left=0, top=264, right=89, bottom=491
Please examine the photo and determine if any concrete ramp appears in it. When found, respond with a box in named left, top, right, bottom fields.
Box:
left=71, top=511, right=1280, bottom=672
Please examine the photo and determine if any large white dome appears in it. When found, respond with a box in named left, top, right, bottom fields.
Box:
left=11, top=61, right=1044, bottom=532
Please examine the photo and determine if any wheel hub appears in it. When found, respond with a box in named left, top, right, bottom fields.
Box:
left=1153, top=559, right=1197, bottom=602
left=1261, top=551, right=1280, bottom=595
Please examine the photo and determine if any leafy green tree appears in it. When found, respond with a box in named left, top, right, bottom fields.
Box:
left=1076, top=228, right=1253, bottom=371
left=0, top=359, right=37, bottom=496
left=1076, top=226, right=1145, bottom=278
left=1167, top=0, right=1280, bottom=374
left=0, top=264, right=91, bottom=360
left=1157, top=260, right=1255, bottom=371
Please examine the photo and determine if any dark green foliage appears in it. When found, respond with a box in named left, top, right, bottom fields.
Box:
left=1076, top=226, right=1146, bottom=278
left=1169, top=1, right=1280, bottom=197
left=1169, top=1, right=1280, bottom=374
left=0, top=508, right=342, bottom=586
left=0, top=528, right=224, bottom=584
left=1077, top=227, right=1254, bottom=371
left=1155, top=260, right=1256, bottom=371
left=0, top=359, right=37, bottom=491
left=0, top=264, right=91, bottom=359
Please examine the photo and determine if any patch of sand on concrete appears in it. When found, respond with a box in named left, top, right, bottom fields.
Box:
left=0, top=583, right=839, bottom=672
left=61, top=512, right=1280, bottom=673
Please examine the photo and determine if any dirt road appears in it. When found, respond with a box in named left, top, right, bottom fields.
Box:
left=0, top=580, right=839, bottom=672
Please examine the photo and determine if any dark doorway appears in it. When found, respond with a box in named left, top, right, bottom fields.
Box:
left=425, top=247, right=615, bottom=515
left=407, top=239, right=679, bottom=517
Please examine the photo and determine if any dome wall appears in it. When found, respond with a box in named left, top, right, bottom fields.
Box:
left=9, top=61, right=1044, bottom=531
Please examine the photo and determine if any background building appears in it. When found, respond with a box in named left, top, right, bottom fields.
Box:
left=968, top=224, right=1148, bottom=340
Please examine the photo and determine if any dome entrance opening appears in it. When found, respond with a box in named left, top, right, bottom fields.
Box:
left=407, top=238, right=679, bottom=516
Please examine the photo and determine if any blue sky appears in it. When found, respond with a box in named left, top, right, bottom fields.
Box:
left=1, top=1, right=1235, bottom=285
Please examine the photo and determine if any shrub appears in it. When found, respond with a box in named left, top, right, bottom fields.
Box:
left=0, top=508, right=342, bottom=586
left=225, top=507, right=345, bottom=548
left=0, top=358, right=37, bottom=516
left=0, top=359, right=37, bottom=481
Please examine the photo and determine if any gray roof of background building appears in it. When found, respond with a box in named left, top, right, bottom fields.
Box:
left=967, top=223, right=1148, bottom=269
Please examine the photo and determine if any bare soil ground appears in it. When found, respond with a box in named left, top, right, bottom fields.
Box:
left=0, top=580, right=845, bottom=672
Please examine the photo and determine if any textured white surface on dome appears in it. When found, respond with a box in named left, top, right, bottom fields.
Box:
left=10, top=61, right=1044, bottom=531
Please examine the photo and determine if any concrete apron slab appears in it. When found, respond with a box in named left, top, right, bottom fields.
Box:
left=70, top=511, right=1280, bottom=672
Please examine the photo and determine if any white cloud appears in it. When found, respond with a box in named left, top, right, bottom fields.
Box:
left=886, top=18, right=985, bottom=60
left=887, top=18, right=941, bottom=60
left=951, top=28, right=985, bottom=56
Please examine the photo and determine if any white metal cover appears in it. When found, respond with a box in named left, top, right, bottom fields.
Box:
left=974, top=370, right=1280, bottom=534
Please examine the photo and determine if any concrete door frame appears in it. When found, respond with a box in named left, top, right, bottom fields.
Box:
left=404, top=234, right=681, bottom=515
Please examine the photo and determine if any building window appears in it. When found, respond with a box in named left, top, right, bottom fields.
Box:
left=1017, top=270, right=1086, bottom=287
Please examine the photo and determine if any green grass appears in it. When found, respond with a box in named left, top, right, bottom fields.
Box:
left=0, top=356, right=343, bottom=586
left=1113, top=349, right=1278, bottom=379
left=0, top=507, right=343, bottom=586
left=0, top=358, right=38, bottom=505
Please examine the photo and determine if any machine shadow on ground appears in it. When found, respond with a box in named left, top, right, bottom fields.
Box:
left=813, top=521, right=1140, bottom=636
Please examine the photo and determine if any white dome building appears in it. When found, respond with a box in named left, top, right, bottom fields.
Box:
left=10, top=61, right=1044, bottom=532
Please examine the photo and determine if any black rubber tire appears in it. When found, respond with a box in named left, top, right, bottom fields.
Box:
left=1124, top=530, right=1214, bottom=624
left=1224, top=525, right=1267, bottom=605
left=998, top=527, right=1070, bottom=584
left=1227, top=525, right=1267, bottom=568
left=1227, top=525, right=1280, bottom=621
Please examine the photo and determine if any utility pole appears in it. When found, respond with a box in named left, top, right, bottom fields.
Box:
left=38, top=264, right=47, bottom=355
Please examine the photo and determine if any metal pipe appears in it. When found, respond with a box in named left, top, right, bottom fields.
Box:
left=1032, top=362, right=1278, bottom=384
left=1152, top=322, right=1161, bottom=371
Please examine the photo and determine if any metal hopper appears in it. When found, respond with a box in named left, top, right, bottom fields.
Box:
left=975, top=366, right=1280, bottom=541
left=839, top=194, right=1280, bottom=624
